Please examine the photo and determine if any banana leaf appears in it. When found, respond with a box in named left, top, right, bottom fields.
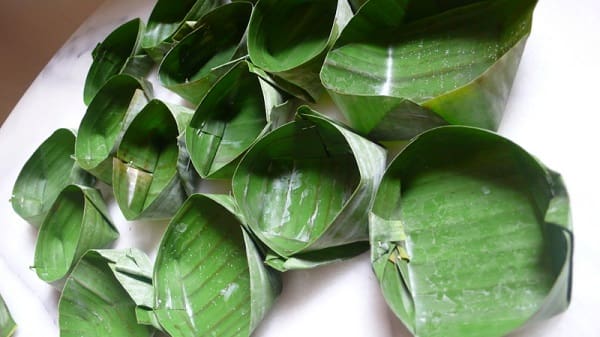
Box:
left=33, top=185, right=118, bottom=288
left=0, top=295, right=16, bottom=337
left=95, top=249, right=154, bottom=306
left=232, top=107, right=386, bottom=271
left=153, top=193, right=281, bottom=337
left=113, top=99, right=194, bottom=220
left=348, top=0, right=367, bottom=11
left=89, top=249, right=158, bottom=328
left=158, top=2, right=253, bottom=105
left=75, top=74, right=152, bottom=184
left=84, top=18, right=153, bottom=105
left=58, top=249, right=155, bottom=337
left=185, top=60, right=291, bottom=179
left=142, top=0, right=225, bottom=62
left=370, top=126, right=573, bottom=337
left=397, top=0, right=490, bottom=21
left=350, top=0, right=489, bottom=17
left=11, top=129, right=94, bottom=228
left=320, top=0, right=537, bottom=140
left=247, top=0, right=353, bottom=101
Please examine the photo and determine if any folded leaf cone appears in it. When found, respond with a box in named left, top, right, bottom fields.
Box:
left=232, top=108, right=386, bottom=271
left=0, top=294, right=16, bottom=337
left=370, top=126, right=573, bottom=337
left=153, top=194, right=281, bottom=337
left=33, top=185, right=118, bottom=288
left=158, top=2, right=252, bottom=105
left=186, top=60, right=289, bottom=179
left=142, top=0, right=225, bottom=61
left=58, top=249, right=155, bottom=337
left=113, top=99, right=194, bottom=220
left=84, top=18, right=153, bottom=105
left=11, top=129, right=94, bottom=228
left=321, top=0, right=537, bottom=140
left=75, top=74, right=152, bottom=184
left=247, top=0, right=353, bottom=101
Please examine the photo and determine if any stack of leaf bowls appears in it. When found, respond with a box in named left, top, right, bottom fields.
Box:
left=7, top=1, right=573, bottom=337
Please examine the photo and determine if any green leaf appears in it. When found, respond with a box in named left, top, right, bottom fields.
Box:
left=93, top=249, right=155, bottom=308
left=248, top=0, right=353, bottom=101
left=11, top=129, right=94, bottom=228
left=75, top=74, right=152, bottom=184
left=33, top=185, right=118, bottom=288
left=113, top=99, right=194, bottom=220
left=185, top=60, right=289, bottom=179
left=0, top=295, right=16, bottom=337
left=58, top=250, right=155, bottom=337
left=153, top=194, right=281, bottom=337
left=91, top=249, right=164, bottom=330
left=347, top=0, right=489, bottom=24
left=321, top=0, right=537, bottom=140
left=232, top=107, right=386, bottom=270
left=401, top=0, right=489, bottom=21
left=142, top=0, right=226, bottom=61
left=158, top=2, right=253, bottom=105
left=264, top=241, right=369, bottom=272
left=84, top=18, right=153, bottom=105
left=348, top=0, right=366, bottom=11
left=370, top=126, right=573, bottom=337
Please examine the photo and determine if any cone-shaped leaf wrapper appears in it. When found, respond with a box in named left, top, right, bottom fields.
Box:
left=186, top=60, right=290, bottom=179
left=142, top=0, right=225, bottom=62
left=0, top=295, right=16, bottom=337
left=113, top=99, right=194, bottom=220
left=33, top=185, right=118, bottom=288
left=158, top=2, right=252, bottom=105
left=75, top=74, right=152, bottom=184
left=370, top=126, right=573, bottom=337
left=247, top=0, right=353, bottom=101
left=154, top=194, right=281, bottom=337
left=232, top=108, right=386, bottom=271
left=58, top=249, right=155, bottom=337
left=11, top=129, right=94, bottom=228
left=321, top=0, right=537, bottom=140
left=84, top=18, right=153, bottom=105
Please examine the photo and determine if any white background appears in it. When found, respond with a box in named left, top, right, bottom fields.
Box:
left=1, top=0, right=599, bottom=336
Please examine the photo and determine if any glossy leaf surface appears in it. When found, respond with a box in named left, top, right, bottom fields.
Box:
left=75, top=74, right=151, bottom=183
left=321, top=0, right=536, bottom=140
left=93, top=249, right=160, bottom=329
left=186, top=60, right=286, bottom=179
left=11, top=129, right=94, bottom=228
left=0, top=295, right=16, bottom=337
left=232, top=108, right=386, bottom=270
left=154, top=194, right=281, bottom=337
left=159, top=2, right=252, bottom=105
left=142, top=0, right=225, bottom=61
left=113, top=100, right=193, bottom=220
left=58, top=250, right=154, bottom=337
left=84, top=18, right=152, bottom=105
left=248, top=0, right=353, bottom=101
left=370, top=126, right=573, bottom=337
left=33, top=185, right=118, bottom=287
left=93, top=249, right=155, bottom=313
